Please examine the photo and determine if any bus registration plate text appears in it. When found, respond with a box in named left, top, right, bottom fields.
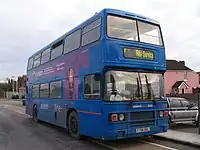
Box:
left=136, top=127, right=150, bottom=133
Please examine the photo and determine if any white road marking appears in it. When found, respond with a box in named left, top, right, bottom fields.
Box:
left=137, top=139, right=178, bottom=150
left=89, top=139, right=120, bottom=150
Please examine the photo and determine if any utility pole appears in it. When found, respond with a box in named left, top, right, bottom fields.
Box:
left=16, top=78, right=18, bottom=93
left=11, top=76, right=15, bottom=94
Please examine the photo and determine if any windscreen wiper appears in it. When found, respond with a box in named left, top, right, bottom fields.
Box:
left=135, top=77, right=140, bottom=100
left=138, top=73, right=143, bottom=100
left=145, top=75, right=151, bottom=99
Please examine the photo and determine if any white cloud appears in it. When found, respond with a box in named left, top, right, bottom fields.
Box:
left=0, top=0, right=200, bottom=80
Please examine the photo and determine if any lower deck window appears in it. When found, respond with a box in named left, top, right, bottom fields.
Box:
left=84, top=74, right=100, bottom=99
left=32, top=85, right=39, bottom=98
left=40, top=83, right=49, bottom=98
left=50, top=81, right=62, bottom=98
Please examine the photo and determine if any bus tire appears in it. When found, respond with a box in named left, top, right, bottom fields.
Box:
left=68, top=111, right=81, bottom=140
left=33, top=105, right=39, bottom=123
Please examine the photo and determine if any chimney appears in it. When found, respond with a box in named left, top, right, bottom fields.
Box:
left=179, top=61, right=185, bottom=66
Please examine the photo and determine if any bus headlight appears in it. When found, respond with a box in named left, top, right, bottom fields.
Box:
left=119, top=113, right=125, bottom=121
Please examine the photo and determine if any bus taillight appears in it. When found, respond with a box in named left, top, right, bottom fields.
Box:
left=159, top=111, right=168, bottom=117
left=163, top=111, right=168, bottom=117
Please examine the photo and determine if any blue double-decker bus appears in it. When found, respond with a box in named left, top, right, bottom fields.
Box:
left=26, top=8, right=168, bottom=140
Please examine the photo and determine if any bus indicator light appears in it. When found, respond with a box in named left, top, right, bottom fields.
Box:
left=111, top=114, right=118, bottom=121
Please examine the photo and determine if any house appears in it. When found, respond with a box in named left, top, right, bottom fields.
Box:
left=17, top=75, right=26, bottom=95
left=197, top=72, right=200, bottom=84
left=164, top=60, right=199, bottom=95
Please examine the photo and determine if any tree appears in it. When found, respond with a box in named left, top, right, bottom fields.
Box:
left=6, top=78, right=13, bottom=91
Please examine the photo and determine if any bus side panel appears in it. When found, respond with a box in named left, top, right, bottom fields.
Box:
left=76, top=100, right=103, bottom=138
left=34, top=99, right=55, bottom=123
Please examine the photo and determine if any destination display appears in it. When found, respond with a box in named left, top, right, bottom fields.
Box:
left=124, top=48, right=154, bottom=60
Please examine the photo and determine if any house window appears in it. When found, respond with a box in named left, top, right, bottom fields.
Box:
left=184, top=71, right=188, bottom=80
left=84, top=74, right=100, bottom=99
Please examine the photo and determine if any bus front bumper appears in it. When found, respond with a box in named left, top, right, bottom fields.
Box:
left=101, top=125, right=168, bottom=140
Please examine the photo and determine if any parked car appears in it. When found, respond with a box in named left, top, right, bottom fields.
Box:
left=167, top=97, right=198, bottom=128
left=12, top=94, right=19, bottom=99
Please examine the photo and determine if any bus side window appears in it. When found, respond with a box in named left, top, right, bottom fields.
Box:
left=84, top=74, right=100, bottom=99
left=32, top=85, right=40, bottom=98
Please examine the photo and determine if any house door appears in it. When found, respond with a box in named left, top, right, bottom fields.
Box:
left=182, top=88, right=185, bottom=94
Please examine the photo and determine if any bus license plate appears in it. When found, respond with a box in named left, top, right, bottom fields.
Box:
left=136, top=127, right=150, bottom=133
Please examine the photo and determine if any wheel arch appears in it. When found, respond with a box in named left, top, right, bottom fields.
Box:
left=66, top=108, right=77, bottom=126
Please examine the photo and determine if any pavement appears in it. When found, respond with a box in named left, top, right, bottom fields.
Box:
left=155, top=128, right=200, bottom=148
left=0, top=98, right=199, bottom=150
left=170, top=123, right=198, bottom=134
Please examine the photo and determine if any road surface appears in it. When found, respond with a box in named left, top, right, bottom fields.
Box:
left=0, top=99, right=198, bottom=150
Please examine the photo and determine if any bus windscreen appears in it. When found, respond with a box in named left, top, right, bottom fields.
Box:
left=104, top=71, right=164, bottom=101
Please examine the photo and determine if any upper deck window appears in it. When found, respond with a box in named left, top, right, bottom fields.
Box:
left=107, top=15, right=138, bottom=41
left=51, top=41, right=63, bottom=60
left=107, top=15, right=163, bottom=46
left=33, top=53, right=41, bottom=68
left=27, top=57, right=34, bottom=70
left=41, top=48, right=50, bottom=64
left=64, top=29, right=81, bottom=54
left=138, top=21, right=163, bottom=46
left=82, top=18, right=101, bottom=46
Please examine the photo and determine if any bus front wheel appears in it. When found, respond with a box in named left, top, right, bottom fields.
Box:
left=68, top=111, right=81, bottom=140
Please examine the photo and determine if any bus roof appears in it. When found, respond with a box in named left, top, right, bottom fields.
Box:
left=104, top=8, right=159, bottom=24
left=29, top=8, right=159, bottom=59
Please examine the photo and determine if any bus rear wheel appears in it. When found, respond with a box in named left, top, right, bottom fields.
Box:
left=33, top=105, right=39, bottom=123
left=68, top=111, right=81, bottom=140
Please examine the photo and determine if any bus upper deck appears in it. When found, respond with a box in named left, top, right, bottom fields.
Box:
left=27, top=8, right=165, bottom=77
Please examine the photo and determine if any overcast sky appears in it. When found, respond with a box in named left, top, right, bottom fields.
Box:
left=0, top=0, right=200, bottom=80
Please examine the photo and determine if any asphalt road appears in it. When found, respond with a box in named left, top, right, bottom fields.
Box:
left=0, top=99, right=199, bottom=150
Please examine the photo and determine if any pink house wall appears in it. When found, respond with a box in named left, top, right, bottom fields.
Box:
left=164, top=70, right=199, bottom=94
